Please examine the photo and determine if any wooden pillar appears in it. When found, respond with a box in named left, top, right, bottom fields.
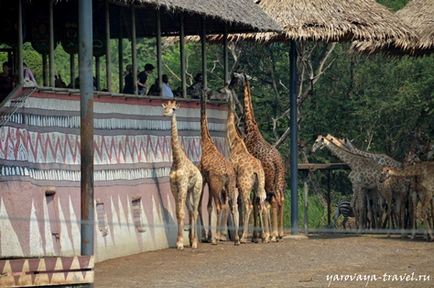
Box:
left=200, top=17, right=207, bottom=91
left=118, top=10, right=123, bottom=93
left=17, top=0, right=23, bottom=85
left=289, top=40, right=298, bottom=234
left=131, top=6, right=137, bottom=95
left=70, top=54, right=75, bottom=88
left=78, top=0, right=94, bottom=271
left=42, top=54, right=48, bottom=86
left=49, top=0, right=55, bottom=87
left=156, top=9, right=162, bottom=96
left=105, top=0, right=112, bottom=92
left=179, top=14, right=186, bottom=98
left=327, top=170, right=332, bottom=227
left=223, top=24, right=229, bottom=85
left=95, top=56, right=100, bottom=91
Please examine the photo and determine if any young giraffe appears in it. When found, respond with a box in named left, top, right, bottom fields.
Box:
left=382, top=162, right=434, bottom=240
left=226, top=94, right=269, bottom=243
left=162, top=101, right=203, bottom=250
left=199, top=92, right=240, bottom=245
left=326, top=134, right=409, bottom=231
left=240, top=76, right=286, bottom=240
left=312, top=135, right=383, bottom=230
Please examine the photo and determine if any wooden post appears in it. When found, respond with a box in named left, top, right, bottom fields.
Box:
left=70, top=54, right=75, bottom=88
left=49, top=0, right=55, bottom=87
left=289, top=40, right=298, bottom=234
left=42, top=54, right=48, bottom=86
left=17, top=0, right=23, bottom=85
left=95, top=56, right=100, bottom=91
left=179, top=14, right=186, bottom=98
left=223, top=24, right=229, bottom=85
left=327, top=169, right=332, bottom=227
left=105, top=0, right=112, bottom=92
left=201, top=17, right=207, bottom=91
left=78, top=1, right=94, bottom=282
left=156, top=9, right=162, bottom=96
left=303, top=175, right=309, bottom=235
left=131, top=6, right=137, bottom=95
left=118, top=10, right=123, bottom=93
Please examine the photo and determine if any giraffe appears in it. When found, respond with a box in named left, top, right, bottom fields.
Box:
left=239, top=75, right=286, bottom=241
left=162, top=101, right=203, bottom=250
left=312, top=135, right=383, bottom=229
left=382, top=162, right=434, bottom=240
left=326, top=134, right=409, bottom=231
left=226, top=94, right=269, bottom=243
left=199, top=91, right=240, bottom=245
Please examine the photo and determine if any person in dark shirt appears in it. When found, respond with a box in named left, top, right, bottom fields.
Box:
left=0, top=62, right=14, bottom=102
left=187, top=73, right=204, bottom=99
left=122, top=64, right=135, bottom=94
left=137, top=63, right=154, bottom=95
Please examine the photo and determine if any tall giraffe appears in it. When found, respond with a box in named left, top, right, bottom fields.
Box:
left=162, top=101, right=203, bottom=250
left=312, top=135, right=383, bottom=229
left=200, top=92, right=240, bottom=245
left=382, top=162, right=434, bottom=240
left=241, top=76, right=285, bottom=240
left=227, top=95, right=269, bottom=243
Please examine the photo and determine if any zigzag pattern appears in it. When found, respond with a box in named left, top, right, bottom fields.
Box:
left=0, top=126, right=227, bottom=165
left=0, top=92, right=229, bottom=182
left=0, top=256, right=94, bottom=287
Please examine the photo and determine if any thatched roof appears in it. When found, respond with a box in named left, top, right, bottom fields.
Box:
left=353, top=0, right=434, bottom=56
left=112, top=0, right=281, bottom=33
left=202, top=0, right=416, bottom=43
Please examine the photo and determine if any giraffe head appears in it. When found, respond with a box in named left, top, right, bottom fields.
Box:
left=325, top=134, right=352, bottom=151
left=312, top=135, right=327, bottom=153
left=162, top=100, right=180, bottom=117
left=379, top=166, right=393, bottom=182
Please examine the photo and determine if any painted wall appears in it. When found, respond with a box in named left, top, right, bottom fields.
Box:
left=0, top=90, right=228, bottom=262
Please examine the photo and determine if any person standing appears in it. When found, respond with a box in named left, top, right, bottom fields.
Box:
left=161, top=74, right=174, bottom=99
left=122, top=64, right=135, bottom=94
left=137, top=63, right=155, bottom=95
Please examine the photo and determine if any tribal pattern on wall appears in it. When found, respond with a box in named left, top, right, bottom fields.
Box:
left=0, top=91, right=228, bottom=186
left=0, top=90, right=227, bottom=261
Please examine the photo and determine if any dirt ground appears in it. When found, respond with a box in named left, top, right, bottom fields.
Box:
left=95, top=234, right=434, bottom=288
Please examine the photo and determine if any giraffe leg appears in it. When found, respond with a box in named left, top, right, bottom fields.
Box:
left=218, top=202, right=229, bottom=241
left=278, top=199, right=284, bottom=239
left=411, top=189, right=418, bottom=239
left=172, top=181, right=187, bottom=250
left=208, top=176, right=224, bottom=245
left=229, top=185, right=240, bottom=245
left=240, top=188, right=252, bottom=244
left=198, top=180, right=207, bottom=241
left=270, top=197, right=278, bottom=242
left=190, top=175, right=203, bottom=249
left=261, top=201, right=271, bottom=243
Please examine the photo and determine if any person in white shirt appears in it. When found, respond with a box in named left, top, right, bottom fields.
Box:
left=161, top=74, right=174, bottom=99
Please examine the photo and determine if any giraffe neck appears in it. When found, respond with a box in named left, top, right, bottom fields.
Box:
left=243, top=80, right=261, bottom=137
left=388, top=165, right=420, bottom=177
left=227, top=108, right=248, bottom=155
left=325, top=140, right=362, bottom=167
left=171, top=114, right=186, bottom=166
left=200, top=92, right=212, bottom=145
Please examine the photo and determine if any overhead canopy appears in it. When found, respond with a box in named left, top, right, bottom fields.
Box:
left=204, top=0, right=417, bottom=43
left=0, top=0, right=281, bottom=49
left=353, top=0, right=434, bottom=56
left=112, top=0, right=281, bottom=34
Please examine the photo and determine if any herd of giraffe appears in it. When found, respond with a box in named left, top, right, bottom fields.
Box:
left=312, top=134, right=434, bottom=240
left=162, top=74, right=285, bottom=250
